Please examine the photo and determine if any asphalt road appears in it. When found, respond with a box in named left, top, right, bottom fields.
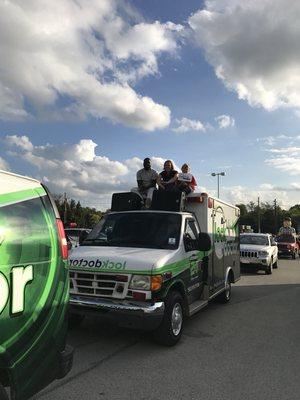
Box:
left=35, top=258, right=300, bottom=400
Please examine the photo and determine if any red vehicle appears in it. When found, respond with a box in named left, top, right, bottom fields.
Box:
left=276, top=235, right=300, bottom=259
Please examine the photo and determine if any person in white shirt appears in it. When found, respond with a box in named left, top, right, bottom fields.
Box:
left=176, top=163, right=197, bottom=194
left=131, top=158, right=158, bottom=208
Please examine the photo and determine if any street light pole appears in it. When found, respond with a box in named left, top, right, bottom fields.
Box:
left=211, top=172, right=226, bottom=198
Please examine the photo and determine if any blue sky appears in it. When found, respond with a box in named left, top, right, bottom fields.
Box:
left=1, top=0, right=300, bottom=209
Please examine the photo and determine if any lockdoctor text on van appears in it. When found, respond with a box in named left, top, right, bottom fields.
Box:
left=69, top=191, right=240, bottom=345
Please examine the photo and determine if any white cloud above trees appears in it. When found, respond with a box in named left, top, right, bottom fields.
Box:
left=0, top=1, right=183, bottom=130
left=189, top=0, right=300, bottom=112
left=172, top=117, right=206, bottom=133
left=215, top=115, right=235, bottom=129
left=2, top=135, right=179, bottom=208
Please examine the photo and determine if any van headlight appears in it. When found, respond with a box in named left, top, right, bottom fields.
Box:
left=129, top=275, right=151, bottom=290
left=259, top=251, right=269, bottom=256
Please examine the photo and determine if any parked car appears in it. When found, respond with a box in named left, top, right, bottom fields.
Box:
left=0, top=170, right=73, bottom=400
left=276, top=234, right=299, bottom=259
left=65, top=228, right=91, bottom=247
left=240, top=233, right=278, bottom=274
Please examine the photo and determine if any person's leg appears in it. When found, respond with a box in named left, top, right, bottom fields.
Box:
left=131, top=187, right=144, bottom=201
left=183, top=186, right=192, bottom=195
left=145, top=187, right=155, bottom=208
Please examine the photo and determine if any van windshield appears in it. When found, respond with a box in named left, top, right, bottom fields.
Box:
left=240, top=235, right=269, bottom=246
left=82, top=212, right=181, bottom=250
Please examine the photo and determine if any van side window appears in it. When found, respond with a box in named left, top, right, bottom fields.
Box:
left=0, top=196, right=53, bottom=265
left=184, top=219, right=199, bottom=252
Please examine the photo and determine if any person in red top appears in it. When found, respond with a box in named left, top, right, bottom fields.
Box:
left=176, top=163, right=197, bottom=194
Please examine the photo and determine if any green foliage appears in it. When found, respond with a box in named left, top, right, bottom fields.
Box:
left=236, top=202, right=300, bottom=234
left=54, top=194, right=104, bottom=228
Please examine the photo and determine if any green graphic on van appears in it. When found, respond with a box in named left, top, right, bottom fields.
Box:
left=213, top=206, right=239, bottom=259
left=0, top=265, right=33, bottom=315
left=0, top=180, right=72, bottom=400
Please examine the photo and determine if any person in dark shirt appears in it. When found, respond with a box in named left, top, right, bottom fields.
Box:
left=157, top=160, right=178, bottom=191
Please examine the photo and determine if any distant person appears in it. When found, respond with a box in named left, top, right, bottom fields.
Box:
left=176, top=163, right=197, bottom=194
left=278, top=217, right=296, bottom=235
left=157, top=160, right=178, bottom=191
left=132, top=158, right=158, bottom=208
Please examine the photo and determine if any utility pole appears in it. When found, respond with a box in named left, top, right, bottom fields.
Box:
left=211, top=172, right=226, bottom=198
left=274, top=198, right=277, bottom=234
left=64, top=192, right=68, bottom=225
left=257, top=196, right=261, bottom=233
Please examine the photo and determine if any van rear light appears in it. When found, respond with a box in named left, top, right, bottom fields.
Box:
left=56, top=219, right=68, bottom=260
left=186, top=196, right=204, bottom=203
left=208, top=198, right=214, bottom=208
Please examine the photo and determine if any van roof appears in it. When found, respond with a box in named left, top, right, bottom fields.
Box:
left=108, top=210, right=193, bottom=216
left=0, top=169, right=41, bottom=195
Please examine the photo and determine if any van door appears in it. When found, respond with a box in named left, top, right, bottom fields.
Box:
left=183, top=218, right=204, bottom=303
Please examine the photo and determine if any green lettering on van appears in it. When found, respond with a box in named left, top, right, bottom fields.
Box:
left=0, top=265, right=33, bottom=315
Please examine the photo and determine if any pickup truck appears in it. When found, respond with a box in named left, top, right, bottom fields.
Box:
left=240, top=233, right=278, bottom=274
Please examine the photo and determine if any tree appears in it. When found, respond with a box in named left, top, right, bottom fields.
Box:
left=54, top=195, right=103, bottom=228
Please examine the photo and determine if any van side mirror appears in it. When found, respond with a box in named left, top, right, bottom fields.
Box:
left=198, top=232, right=211, bottom=252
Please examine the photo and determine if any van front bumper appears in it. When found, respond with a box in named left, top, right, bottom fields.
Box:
left=69, top=295, right=165, bottom=330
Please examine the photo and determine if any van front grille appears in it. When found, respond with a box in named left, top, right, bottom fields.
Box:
left=69, top=270, right=131, bottom=298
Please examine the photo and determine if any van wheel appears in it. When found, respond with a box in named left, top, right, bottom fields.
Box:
left=292, top=252, right=296, bottom=260
left=68, top=313, right=85, bottom=329
left=154, top=291, right=184, bottom=346
left=0, top=383, right=8, bottom=400
left=217, top=281, right=231, bottom=303
left=273, top=259, right=278, bottom=269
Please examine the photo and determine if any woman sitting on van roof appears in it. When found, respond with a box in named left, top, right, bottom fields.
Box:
left=176, top=163, right=197, bottom=195
left=157, top=160, right=178, bottom=191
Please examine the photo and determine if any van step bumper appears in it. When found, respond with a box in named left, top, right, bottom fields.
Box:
left=69, top=295, right=165, bottom=330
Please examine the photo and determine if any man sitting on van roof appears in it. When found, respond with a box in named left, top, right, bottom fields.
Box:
left=131, top=158, right=158, bottom=208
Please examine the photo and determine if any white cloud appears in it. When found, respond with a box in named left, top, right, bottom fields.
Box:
left=189, top=1, right=300, bottom=112
left=219, top=184, right=293, bottom=208
left=0, top=157, right=10, bottom=171
left=266, top=155, right=300, bottom=175
left=3, top=135, right=182, bottom=208
left=172, top=117, right=206, bottom=133
left=5, top=135, right=34, bottom=151
left=215, top=114, right=235, bottom=129
left=0, top=1, right=183, bottom=130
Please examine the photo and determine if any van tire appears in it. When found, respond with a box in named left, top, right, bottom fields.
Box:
left=217, top=281, right=231, bottom=303
left=273, top=259, right=278, bottom=269
left=0, top=383, right=8, bottom=400
left=153, top=291, right=184, bottom=346
left=68, top=313, right=85, bottom=329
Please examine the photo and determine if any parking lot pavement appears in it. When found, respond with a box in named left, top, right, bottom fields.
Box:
left=35, top=258, right=300, bottom=400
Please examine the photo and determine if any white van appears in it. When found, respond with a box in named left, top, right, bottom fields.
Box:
left=69, top=191, right=240, bottom=345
